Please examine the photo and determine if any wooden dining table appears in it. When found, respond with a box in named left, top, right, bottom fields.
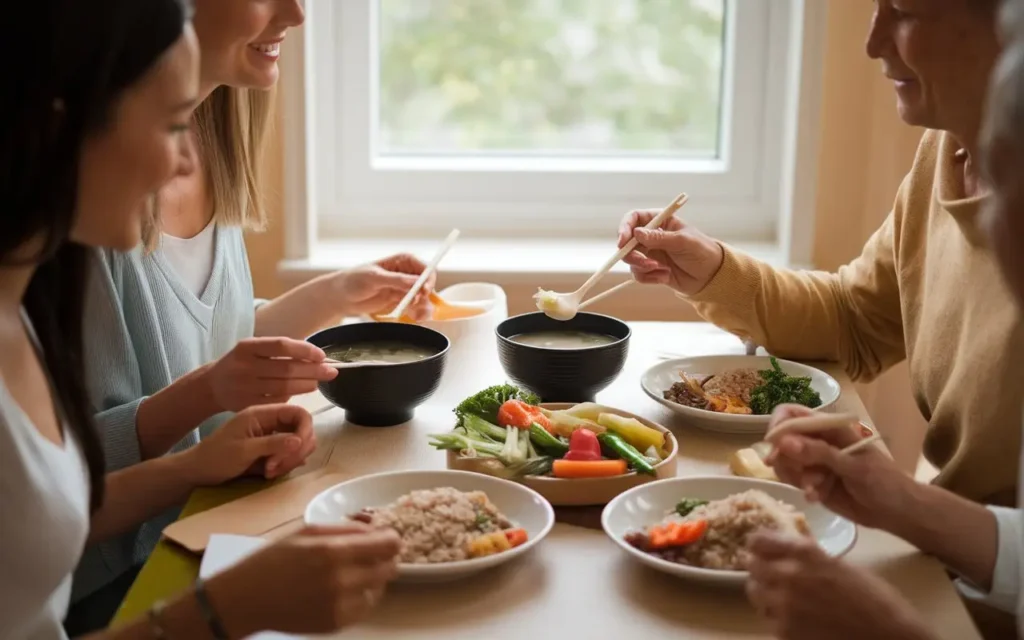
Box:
left=113, top=322, right=981, bottom=639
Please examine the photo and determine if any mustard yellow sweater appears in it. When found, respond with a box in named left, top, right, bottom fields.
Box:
left=688, top=130, right=1024, bottom=505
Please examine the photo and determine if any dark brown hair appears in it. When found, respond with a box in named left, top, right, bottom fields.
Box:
left=3, top=0, right=191, bottom=511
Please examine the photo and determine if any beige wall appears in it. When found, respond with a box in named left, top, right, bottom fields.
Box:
left=247, top=1, right=929, bottom=470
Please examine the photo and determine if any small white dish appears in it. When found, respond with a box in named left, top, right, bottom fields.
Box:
left=419, top=283, right=508, bottom=348
left=305, top=470, right=555, bottom=583
left=641, top=355, right=841, bottom=434
left=601, top=475, right=857, bottom=586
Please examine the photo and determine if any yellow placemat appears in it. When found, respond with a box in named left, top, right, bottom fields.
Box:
left=111, top=480, right=272, bottom=627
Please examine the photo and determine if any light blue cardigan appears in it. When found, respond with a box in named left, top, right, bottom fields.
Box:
left=72, top=225, right=256, bottom=602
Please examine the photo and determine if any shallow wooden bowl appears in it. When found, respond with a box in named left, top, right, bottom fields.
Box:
left=446, top=403, right=679, bottom=506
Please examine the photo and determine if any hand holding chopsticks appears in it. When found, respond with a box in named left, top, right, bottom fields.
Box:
left=535, top=193, right=688, bottom=320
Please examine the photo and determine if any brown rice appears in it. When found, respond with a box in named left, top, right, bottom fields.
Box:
left=702, top=369, right=764, bottom=404
left=625, top=490, right=811, bottom=571
left=351, top=487, right=512, bottom=564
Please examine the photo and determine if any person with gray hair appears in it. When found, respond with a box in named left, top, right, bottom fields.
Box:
left=741, top=3, right=1024, bottom=637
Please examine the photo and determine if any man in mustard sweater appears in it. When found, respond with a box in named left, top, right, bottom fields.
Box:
left=619, top=0, right=1023, bottom=507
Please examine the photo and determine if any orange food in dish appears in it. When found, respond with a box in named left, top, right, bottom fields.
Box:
left=374, top=292, right=486, bottom=323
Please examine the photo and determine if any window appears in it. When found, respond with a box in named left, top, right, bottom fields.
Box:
left=293, top=0, right=819, bottom=249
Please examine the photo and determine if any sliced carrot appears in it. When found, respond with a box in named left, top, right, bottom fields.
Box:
left=551, top=458, right=628, bottom=479
left=497, top=399, right=550, bottom=431
left=647, top=519, right=708, bottom=549
left=531, top=411, right=553, bottom=432
left=504, top=528, right=529, bottom=548
left=497, top=400, right=534, bottom=429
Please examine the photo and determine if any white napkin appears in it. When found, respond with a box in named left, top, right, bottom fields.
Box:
left=199, top=534, right=296, bottom=640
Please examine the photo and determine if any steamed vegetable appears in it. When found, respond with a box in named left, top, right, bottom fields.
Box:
left=467, top=531, right=512, bottom=558
left=455, top=384, right=540, bottom=426
left=538, top=407, right=606, bottom=438
left=529, top=424, right=570, bottom=457
left=674, top=498, right=709, bottom=517
left=504, top=528, right=529, bottom=548
left=598, top=431, right=656, bottom=475
left=433, top=450, right=554, bottom=480
left=597, top=413, right=666, bottom=456
left=552, top=458, right=628, bottom=478
left=563, top=402, right=618, bottom=423
left=461, top=414, right=507, bottom=441
left=564, top=428, right=602, bottom=462
left=748, top=357, right=822, bottom=415
left=497, top=399, right=551, bottom=431
left=647, top=520, right=708, bottom=549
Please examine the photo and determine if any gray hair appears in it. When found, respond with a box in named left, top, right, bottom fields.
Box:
left=983, top=0, right=1024, bottom=170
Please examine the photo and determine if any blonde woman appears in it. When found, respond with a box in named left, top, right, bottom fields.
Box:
left=69, top=0, right=430, bottom=630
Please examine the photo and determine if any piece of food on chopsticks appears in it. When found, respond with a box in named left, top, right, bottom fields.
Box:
left=663, top=356, right=822, bottom=416
left=430, top=384, right=666, bottom=480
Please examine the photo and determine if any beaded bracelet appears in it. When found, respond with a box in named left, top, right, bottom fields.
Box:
left=146, top=600, right=169, bottom=639
left=194, top=577, right=230, bottom=640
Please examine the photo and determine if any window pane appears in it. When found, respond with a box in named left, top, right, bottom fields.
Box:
left=377, top=0, right=726, bottom=158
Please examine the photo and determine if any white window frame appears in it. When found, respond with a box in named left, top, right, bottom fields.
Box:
left=281, top=0, right=827, bottom=266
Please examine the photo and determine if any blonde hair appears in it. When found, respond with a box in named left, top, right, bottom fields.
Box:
left=144, top=85, right=274, bottom=248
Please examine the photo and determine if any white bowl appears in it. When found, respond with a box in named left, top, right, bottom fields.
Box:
left=641, top=355, right=841, bottom=434
left=602, top=476, right=857, bottom=586
left=420, top=283, right=507, bottom=350
left=305, top=470, right=555, bottom=583
left=436, top=282, right=508, bottom=317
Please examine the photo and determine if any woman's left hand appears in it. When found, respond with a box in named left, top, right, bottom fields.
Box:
left=183, top=404, right=317, bottom=486
left=332, top=253, right=435, bottom=320
left=745, top=533, right=935, bottom=640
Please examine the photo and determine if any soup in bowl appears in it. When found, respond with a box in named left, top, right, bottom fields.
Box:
left=308, top=323, right=450, bottom=427
left=496, top=312, right=630, bottom=403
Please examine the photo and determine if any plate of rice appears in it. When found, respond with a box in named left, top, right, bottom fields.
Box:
left=641, top=355, right=841, bottom=434
left=601, top=476, right=856, bottom=585
left=305, top=470, right=555, bottom=582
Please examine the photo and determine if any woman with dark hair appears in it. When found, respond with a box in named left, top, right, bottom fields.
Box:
left=74, top=0, right=436, bottom=618
left=1, top=1, right=399, bottom=638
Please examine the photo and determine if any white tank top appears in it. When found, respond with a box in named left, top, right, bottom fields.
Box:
left=160, top=219, right=217, bottom=298
left=0, top=312, right=90, bottom=640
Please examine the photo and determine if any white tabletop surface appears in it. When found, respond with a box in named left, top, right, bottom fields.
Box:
left=285, top=321, right=980, bottom=640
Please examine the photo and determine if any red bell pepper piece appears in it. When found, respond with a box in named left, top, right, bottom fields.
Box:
left=563, top=428, right=602, bottom=461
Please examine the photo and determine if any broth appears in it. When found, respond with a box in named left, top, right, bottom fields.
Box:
left=509, top=331, right=617, bottom=349
left=325, top=341, right=435, bottom=364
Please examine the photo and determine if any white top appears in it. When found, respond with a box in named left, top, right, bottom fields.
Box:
left=0, top=314, right=90, bottom=640
left=160, top=219, right=217, bottom=298
left=956, top=412, right=1024, bottom=636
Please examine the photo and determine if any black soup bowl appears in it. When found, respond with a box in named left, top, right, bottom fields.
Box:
left=496, top=312, right=630, bottom=403
left=307, top=323, right=450, bottom=427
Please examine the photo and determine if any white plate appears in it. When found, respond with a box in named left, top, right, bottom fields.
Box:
left=641, top=356, right=841, bottom=434
left=305, top=470, right=555, bottom=583
left=602, top=476, right=857, bottom=586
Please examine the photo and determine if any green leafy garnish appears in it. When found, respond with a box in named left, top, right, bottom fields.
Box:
left=474, top=511, right=492, bottom=530
left=675, top=498, right=709, bottom=517
left=748, top=357, right=822, bottom=415
left=454, top=384, right=540, bottom=426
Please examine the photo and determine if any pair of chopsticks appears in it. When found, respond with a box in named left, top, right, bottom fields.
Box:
left=573, top=192, right=689, bottom=310
left=376, top=229, right=460, bottom=322
left=764, top=413, right=882, bottom=457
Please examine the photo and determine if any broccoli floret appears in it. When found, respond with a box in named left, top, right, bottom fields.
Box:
left=675, top=498, right=709, bottom=517
left=749, top=357, right=823, bottom=415
left=454, top=384, right=540, bottom=426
